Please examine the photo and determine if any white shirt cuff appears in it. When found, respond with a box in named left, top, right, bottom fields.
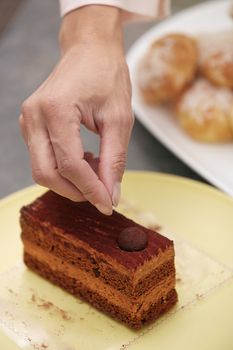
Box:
left=59, top=0, right=170, bottom=21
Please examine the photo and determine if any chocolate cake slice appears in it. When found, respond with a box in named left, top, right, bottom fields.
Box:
left=20, top=191, right=177, bottom=329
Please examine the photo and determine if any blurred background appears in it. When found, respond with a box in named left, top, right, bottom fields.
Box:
left=0, top=0, right=210, bottom=198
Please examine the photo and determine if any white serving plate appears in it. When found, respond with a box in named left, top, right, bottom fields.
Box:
left=127, top=0, right=233, bottom=197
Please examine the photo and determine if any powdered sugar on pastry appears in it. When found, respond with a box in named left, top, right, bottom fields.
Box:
left=198, top=30, right=233, bottom=65
left=138, top=37, right=176, bottom=88
left=179, top=78, right=233, bottom=124
left=137, top=34, right=198, bottom=105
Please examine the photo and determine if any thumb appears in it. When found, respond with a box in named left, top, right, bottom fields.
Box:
left=99, top=114, right=134, bottom=207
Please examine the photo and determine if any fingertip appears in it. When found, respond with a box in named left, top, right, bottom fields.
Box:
left=112, top=181, right=121, bottom=207
left=95, top=203, right=113, bottom=216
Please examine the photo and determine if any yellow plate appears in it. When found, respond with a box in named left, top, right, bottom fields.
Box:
left=0, top=171, right=233, bottom=350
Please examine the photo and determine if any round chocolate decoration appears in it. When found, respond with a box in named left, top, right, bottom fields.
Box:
left=117, top=227, right=148, bottom=252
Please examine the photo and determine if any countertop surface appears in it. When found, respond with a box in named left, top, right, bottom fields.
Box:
left=0, top=0, right=210, bottom=199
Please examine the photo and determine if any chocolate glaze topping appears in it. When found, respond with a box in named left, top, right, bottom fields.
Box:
left=21, top=191, right=173, bottom=270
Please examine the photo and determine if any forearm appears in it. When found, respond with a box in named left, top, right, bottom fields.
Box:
left=59, top=0, right=170, bottom=22
left=59, top=5, right=124, bottom=54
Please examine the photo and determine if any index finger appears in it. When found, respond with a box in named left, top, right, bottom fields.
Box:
left=43, top=102, right=112, bottom=215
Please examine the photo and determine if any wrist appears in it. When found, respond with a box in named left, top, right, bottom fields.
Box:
left=59, top=5, right=123, bottom=53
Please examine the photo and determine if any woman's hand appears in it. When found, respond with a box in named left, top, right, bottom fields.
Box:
left=19, top=5, right=134, bottom=215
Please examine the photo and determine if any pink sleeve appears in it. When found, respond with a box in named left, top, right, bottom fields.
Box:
left=59, top=0, right=170, bottom=21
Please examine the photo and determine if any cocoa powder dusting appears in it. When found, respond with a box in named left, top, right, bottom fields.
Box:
left=27, top=338, right=48, bottom=350
left=196, top=293, right=203, bottom=299
left=31, top=294, right=36, bottom=303
left=30, top=293, right=72, bottom=321
left=7, top=288, right=18, bottom=297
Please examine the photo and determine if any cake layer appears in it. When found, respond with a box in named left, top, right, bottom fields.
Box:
left=21, top=223, right=175, bottom=297
left=24, top=252, right=177, bottom=329
left=20, top=191, right=173, bottom=271
left=23, top=242, right=176, bottom=313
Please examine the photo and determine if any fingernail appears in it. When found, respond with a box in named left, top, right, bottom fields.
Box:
left=112, top=182, right=121, bottom=207
left=96, top=203, right=112, bottom=216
